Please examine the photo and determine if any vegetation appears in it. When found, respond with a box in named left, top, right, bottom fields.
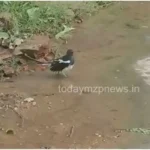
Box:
left=0, top=1, right=113, bottom=37
left=0, top=1, right=113, bottom=78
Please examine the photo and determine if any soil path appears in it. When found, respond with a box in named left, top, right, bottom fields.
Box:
left=0, top=2, right=150, bottom=148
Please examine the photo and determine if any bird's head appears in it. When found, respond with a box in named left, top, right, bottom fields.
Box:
left=66, top=49, right=73, bottom=56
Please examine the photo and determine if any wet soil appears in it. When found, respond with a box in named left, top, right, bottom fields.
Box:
left=0, top=2, right=150, bottom=148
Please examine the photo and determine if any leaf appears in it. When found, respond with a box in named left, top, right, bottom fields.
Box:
left=27, top=7, right=40, bottom=20
left=55, top=25, right=75, bottom=40
left=3, top=1, right=11, bottom=5
left=0, top=32, right=9, bottom=39
left=10, top=35, right=16, bottom=42
left=14, top=38, right=24, bottom=46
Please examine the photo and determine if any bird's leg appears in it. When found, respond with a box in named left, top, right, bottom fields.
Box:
left=62, top=70, right=67, bottom=77
left=63, top=66, right=72, bottom=77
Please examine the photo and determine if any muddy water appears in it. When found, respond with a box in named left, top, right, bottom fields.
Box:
left=64, top=2, right=150, bottom=148
left=0, top=2, right=150, bottom=148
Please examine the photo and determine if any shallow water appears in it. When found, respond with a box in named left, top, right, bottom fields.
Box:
left=135, top=57, right=150, bottom=86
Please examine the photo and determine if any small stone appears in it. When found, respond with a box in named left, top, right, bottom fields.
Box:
left=0, top=128, right=4, bottom=131
left=46, top=126, right=49, bottom=129
left=95, top=133, right=102, bottom=137
left=114, top=135, right=120, bottom=138
left=0, top=93, right=4, bottom=96
left=14, top=107, right=18, bottom=111
left=24, top=97, right=34, bottom=102
left=32, top=102, right=36, bottom=106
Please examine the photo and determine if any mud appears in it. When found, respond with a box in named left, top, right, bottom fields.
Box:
left=0, top=2, right=150, bottom=148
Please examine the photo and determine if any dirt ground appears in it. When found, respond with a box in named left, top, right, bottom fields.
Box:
left=1, top=2, right=150, bottom=148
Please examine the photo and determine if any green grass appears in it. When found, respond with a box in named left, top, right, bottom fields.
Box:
left=0, top=1, right=113, bottom=37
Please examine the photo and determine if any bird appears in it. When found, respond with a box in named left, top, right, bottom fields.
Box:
left=41, top=49, right=74, bottom=77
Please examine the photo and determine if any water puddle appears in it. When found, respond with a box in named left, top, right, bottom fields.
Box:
left=134, top=57, right=150, bottom=86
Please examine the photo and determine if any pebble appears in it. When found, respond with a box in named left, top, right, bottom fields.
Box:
left=0, top=93, right=4, bottom=96
left=114, top=135, right=120, bottom=138
left=14, top=107, right=18, bottom=111
left=95, top=133, right=102, bottom=137
left=46, top=126, right=49, bottom=129
left=24, top=97, right=34, bottom=102
left=0, top=128, right=4, bottom=131
left=32, top=102, right=36, bottom=106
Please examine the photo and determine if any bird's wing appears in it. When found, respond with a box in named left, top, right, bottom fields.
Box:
left=50, top=56, right=70, bottom=71
left=58, top=59, right=71, bottom=64
left=57, top=55, right=71, bottom=64
left=40, top=56, right=71, bottom=69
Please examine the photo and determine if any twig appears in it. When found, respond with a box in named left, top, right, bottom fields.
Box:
left=67, top=125, right=74, bottom=137
left=23, top=53, right=52, bottom=64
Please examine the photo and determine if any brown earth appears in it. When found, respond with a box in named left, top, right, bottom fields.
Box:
left=0, top=2, right=150, bottom=148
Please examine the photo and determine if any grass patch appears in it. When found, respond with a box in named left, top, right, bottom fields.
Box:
left=0, top=1, right=113, bottom=37
left=119, top=128, right=150, bottom=135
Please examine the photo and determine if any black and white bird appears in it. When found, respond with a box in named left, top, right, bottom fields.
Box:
left=42, top=49, right=74, bottom=77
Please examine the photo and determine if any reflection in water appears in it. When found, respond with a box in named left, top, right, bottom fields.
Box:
left=135, top=57, right=150, bottom=85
